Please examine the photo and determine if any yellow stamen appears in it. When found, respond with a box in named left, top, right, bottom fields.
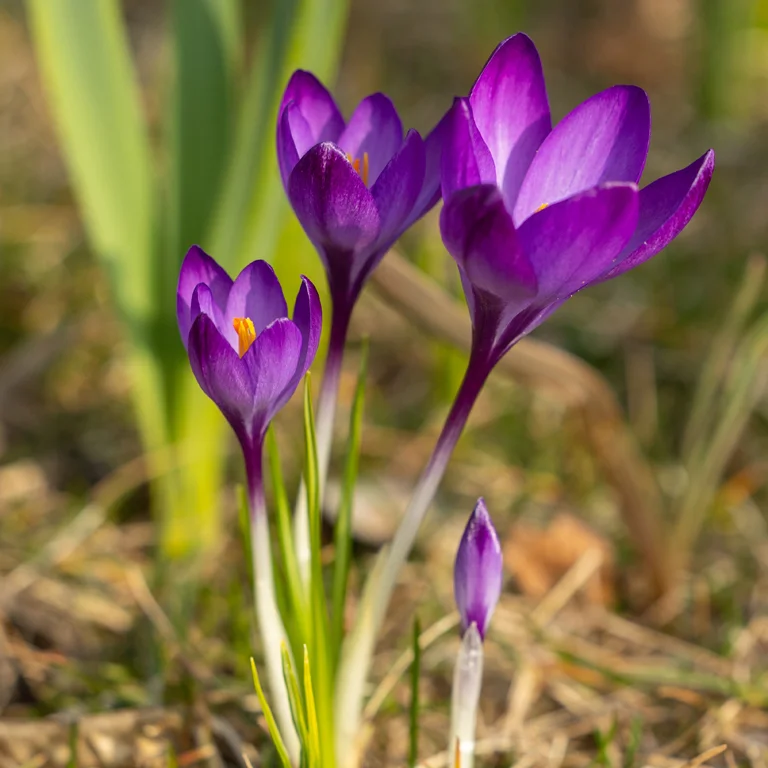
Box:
left=536, top=202, right=549, bottom=213
left=233, top=317, right=256, bottom=357
left=454, top=738, right=461, bottom=768
left=345, top=151, right=370, bottom=186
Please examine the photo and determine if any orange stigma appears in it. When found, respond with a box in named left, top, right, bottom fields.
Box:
left=346, top=151, right=370, bottom=186
left=233, top=317, right=256, bottom=357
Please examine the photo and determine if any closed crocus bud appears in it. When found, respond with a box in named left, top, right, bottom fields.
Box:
left=454, top=498, right=503, bottom=640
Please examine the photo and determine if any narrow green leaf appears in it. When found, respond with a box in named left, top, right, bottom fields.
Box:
left=303, top=646, right=322, bottom=768
left=267, top=427, right=309, bottom=645
left=210, top=0, right=350, bottom=275
left=67, top=721, right=78, bottom=768
left=682, top=254, right=766, bottom=462
left=168, top=0, right=240, bottom=258
left=675, top=309, right=768, bottom=561
left=280, top=643, right=311, bottom=754
left=302, top=375, right=336, bottom=768
left=26, top=0, right=153, bottom=322
left=408, top=617, right=421, bottom=768
left=332, top=339, right=369, bottom=655
left=250, top=657, right=293, bottom=768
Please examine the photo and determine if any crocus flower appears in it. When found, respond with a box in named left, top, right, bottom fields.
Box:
left=177, top=245, right=322, bottom=491
left=277, top=70, right=444, bottom=316
left=454, top=498, right=503, bottom=639
left=441, top=33, right=715, bottom=366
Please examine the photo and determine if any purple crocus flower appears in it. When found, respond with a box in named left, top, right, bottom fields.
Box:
left=454, top=498, right=503, bottom=639
left=177, top=245, right=322, bottom=498
left=441, top=33, right=715, bottom=367
left=277, top=70, right=444, bottom=320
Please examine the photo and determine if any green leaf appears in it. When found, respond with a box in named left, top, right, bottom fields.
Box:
left=302, top=375, right=336, bottom=768
left=267, top=427, right=309, bottom=649
left=209, top=0, right=350, bottom=276
left=26, top=0, right=153, bottom=322
left=280, top=643, right=311, bottom=756
left=168, top=0, right=240, bottom=258
left=332, top=339, right=369, bottom=656
left=250, top=657, right=293, bottom=768
left=409, top=617, right=421, bottom=768
left=303, top=646, right=322, bottom=768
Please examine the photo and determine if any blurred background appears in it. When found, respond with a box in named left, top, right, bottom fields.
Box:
left=1, top=0, right=768, bottom=765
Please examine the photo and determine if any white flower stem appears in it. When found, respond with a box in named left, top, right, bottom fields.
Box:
left=450, top=624, right=484, bottom=768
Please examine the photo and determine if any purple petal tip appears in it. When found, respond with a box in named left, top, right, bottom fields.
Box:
left=454, top=498, right=504, bottom=639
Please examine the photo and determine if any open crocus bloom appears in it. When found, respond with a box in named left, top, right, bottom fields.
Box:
left=454, top=498, right=503, bottom=640
left=441, top=33, right=715, bottom=364
left=278, top=70, right=444, bottom=310
left=177, top=246, right=322, bottom=466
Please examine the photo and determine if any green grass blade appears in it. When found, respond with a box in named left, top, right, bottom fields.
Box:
left=675, top=310, right=768, bottom=562
left=681, top=254, right=766, bottom=463
left=302, top=375, right=335, bottom=768
left=409, top=617, right=421, bottom=768
left=250, top=657, right=293, bottom=768
left=280, top=643, right=311, bottom=755
left=332, top=340, right=369, bottom=656
left=267, top=427, right=310, bottom=646
left=303, top=646, right=322, bottom=768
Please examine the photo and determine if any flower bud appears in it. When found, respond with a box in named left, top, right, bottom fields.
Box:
left=453, top=498, right=503, bottom=639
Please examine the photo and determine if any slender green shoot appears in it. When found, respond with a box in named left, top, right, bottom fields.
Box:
left=408, top=616, right=421, bottom=768
left=682, top=254, right=766, bottom=462
left=304, top=646, right=322, bottom=768
left=250, top=657, right=293, bottom=768
left=280, top=642, right=311, bottom=756
left=267, top=427, right=309, bottom=645
left=332, top=340, right=369, bottom=656
left=302, top=375, right=335, bottom=768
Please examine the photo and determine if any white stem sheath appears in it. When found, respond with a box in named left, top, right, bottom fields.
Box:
left=252, top=511, right=300, bottom=762
left=450, top=624, right=484, bottom=768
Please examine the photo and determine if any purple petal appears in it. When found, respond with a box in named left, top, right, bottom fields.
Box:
left=517, top=182, right=639, bottom=299
left=371, top=129, right=426, bottom=252
left=279, top=70, right=344, bottom=144
left=287, top=142, right=381, bottom=272
left=469, top=33, right=551, bottom=210
left=283, top=275, right=323, bottom=409
left=454, top=498, right=503, bottom=639
left=187, top=314, right=254, bottom=440
left=515, top=85, right=650, bottom=223
left=441, top=185, right=537, bottom=304
left=277, top=103, right=311, bottom=188
left=405, top=110, right=449, bottom=227
left=599, top=149, right=715, bottom=281
left=241, top=318, right=304, bottom=435
left=177, top=245, right=232, bottom=349
left=224, top=260, right=289, bottom=350
left=441, top=98, right=496, bottom=199
left=337, top=93, right=403, bottom=186
left=191, top=283, right=229, bottom=341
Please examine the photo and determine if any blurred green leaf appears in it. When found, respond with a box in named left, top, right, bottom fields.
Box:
left=27, top=0, right=154, bottom=324
left=168, top=0, right=240, bottom=258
